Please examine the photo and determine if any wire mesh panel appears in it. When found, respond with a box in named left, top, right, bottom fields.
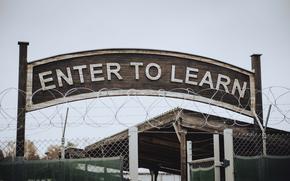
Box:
left=85, top=134, right=129, bottom=171
left=233, top=133, right=263, bottom=156
left=233, top=132, right=290, bottom=181
left=0, top=135, right=129, bottom=171
left=234, top=132, right=290, bottom=156
left=266, top=133, right=290, bottom=156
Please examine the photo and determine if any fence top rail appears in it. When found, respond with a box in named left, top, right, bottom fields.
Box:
left=189, top=157, right=214, bottom=164
left=0, top=156, right=122, bottom=164
left=234, top=155, right=290, bottom=159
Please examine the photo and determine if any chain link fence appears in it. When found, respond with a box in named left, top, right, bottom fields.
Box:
left=234, top=132, right=290, bottom=156
left=266, top=133, right=290, bottom=156
left=233, top=132, right=290, bottom=181
left=234, top=133, right=263, bottom=156
left=0, top=134, right=129, bottom=171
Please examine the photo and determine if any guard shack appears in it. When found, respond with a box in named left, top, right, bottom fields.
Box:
left=85, top=108, right=290, bottom=181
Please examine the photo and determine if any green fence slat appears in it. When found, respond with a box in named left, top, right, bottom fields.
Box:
left=234, top=156, right=290, bottom=181
left=190, top=166, right=215, bottom=181
left=0, top=157, right=123, bottom=181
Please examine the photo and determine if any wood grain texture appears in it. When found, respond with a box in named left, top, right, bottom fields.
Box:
left=26, top=49, right=254, bottom=115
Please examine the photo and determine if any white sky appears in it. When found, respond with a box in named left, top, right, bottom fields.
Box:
left=0, top=0, right=290, bottom=141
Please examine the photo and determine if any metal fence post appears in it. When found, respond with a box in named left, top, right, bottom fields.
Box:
left=224, top=129, right=234, bottom=181
left=129, top=126, right=138, bottom=181
left=187, top=141, right=192, bottom=181
left=214, top=134, right=221, bottom=181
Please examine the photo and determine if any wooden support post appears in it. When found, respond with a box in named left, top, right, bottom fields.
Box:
left=175, top=121, right=188, bottom=181
left=224, top=129, right=234, bottom=181
left=187, top=141, right=192, bottom=181
left=16, top=41, right=29, bottom=157
left=214, top=134, right=221, bottom=181
left=251, top=54, right=263, bottom=129
left=180, top=130, right=187, bottom=181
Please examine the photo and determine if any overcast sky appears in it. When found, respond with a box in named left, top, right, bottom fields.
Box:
left=1, top=0, right=290, bottom=88
left=1, top=0, right=290, bottom=140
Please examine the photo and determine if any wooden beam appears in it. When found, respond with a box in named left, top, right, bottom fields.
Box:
left=173, top=122, right=181, bottom=142
left=139, top=136, right=180, bottom=149
left=180, top=130, right=187, bottom=181
left=16, top=42, right=29, bottom=157
left=138, top=109, right=179, bottom=132
left=180, top=113, right=252, bottom=134
left=139, top=156, right=178, bottom=169
left=251, top=54, right=263, bottom=129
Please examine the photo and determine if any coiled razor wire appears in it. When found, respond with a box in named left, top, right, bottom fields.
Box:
left=0, top=86, right=289, bottom=138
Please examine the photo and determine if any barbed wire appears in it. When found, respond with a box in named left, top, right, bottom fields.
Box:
left=0, top=86, right=290, bottom=140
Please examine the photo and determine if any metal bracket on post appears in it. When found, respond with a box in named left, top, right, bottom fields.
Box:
left=221, top=160, right=230, bottom=168
left=129, top=126, right=138, bottom=181
left=224, top=129, right=234, bottom=181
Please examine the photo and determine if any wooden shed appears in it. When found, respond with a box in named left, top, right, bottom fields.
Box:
left=85, top=108, right=288, bottom=179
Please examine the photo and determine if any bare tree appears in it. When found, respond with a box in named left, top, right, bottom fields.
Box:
left=3, top=141, right=16, bottom=159
left=24, top=140, right=39, bottom=160
left=44, top=141, right=77, bottom=160
left=66, top=141, right=76, bottom=148
left=3, top=140, right=39, bottom=160
left=45, top=144, right=61, bottom=160
left=0, top=149, right=4, bottom=160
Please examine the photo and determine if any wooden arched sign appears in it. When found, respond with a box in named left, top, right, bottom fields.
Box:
left=26, top=49, right=255, bottom=116
left=16, top=42, right=263, bottom=156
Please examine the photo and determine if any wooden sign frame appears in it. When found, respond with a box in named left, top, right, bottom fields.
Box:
left=16, top=42, right=263, bottom=157
left=26, top=49, right=255, bottom=116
